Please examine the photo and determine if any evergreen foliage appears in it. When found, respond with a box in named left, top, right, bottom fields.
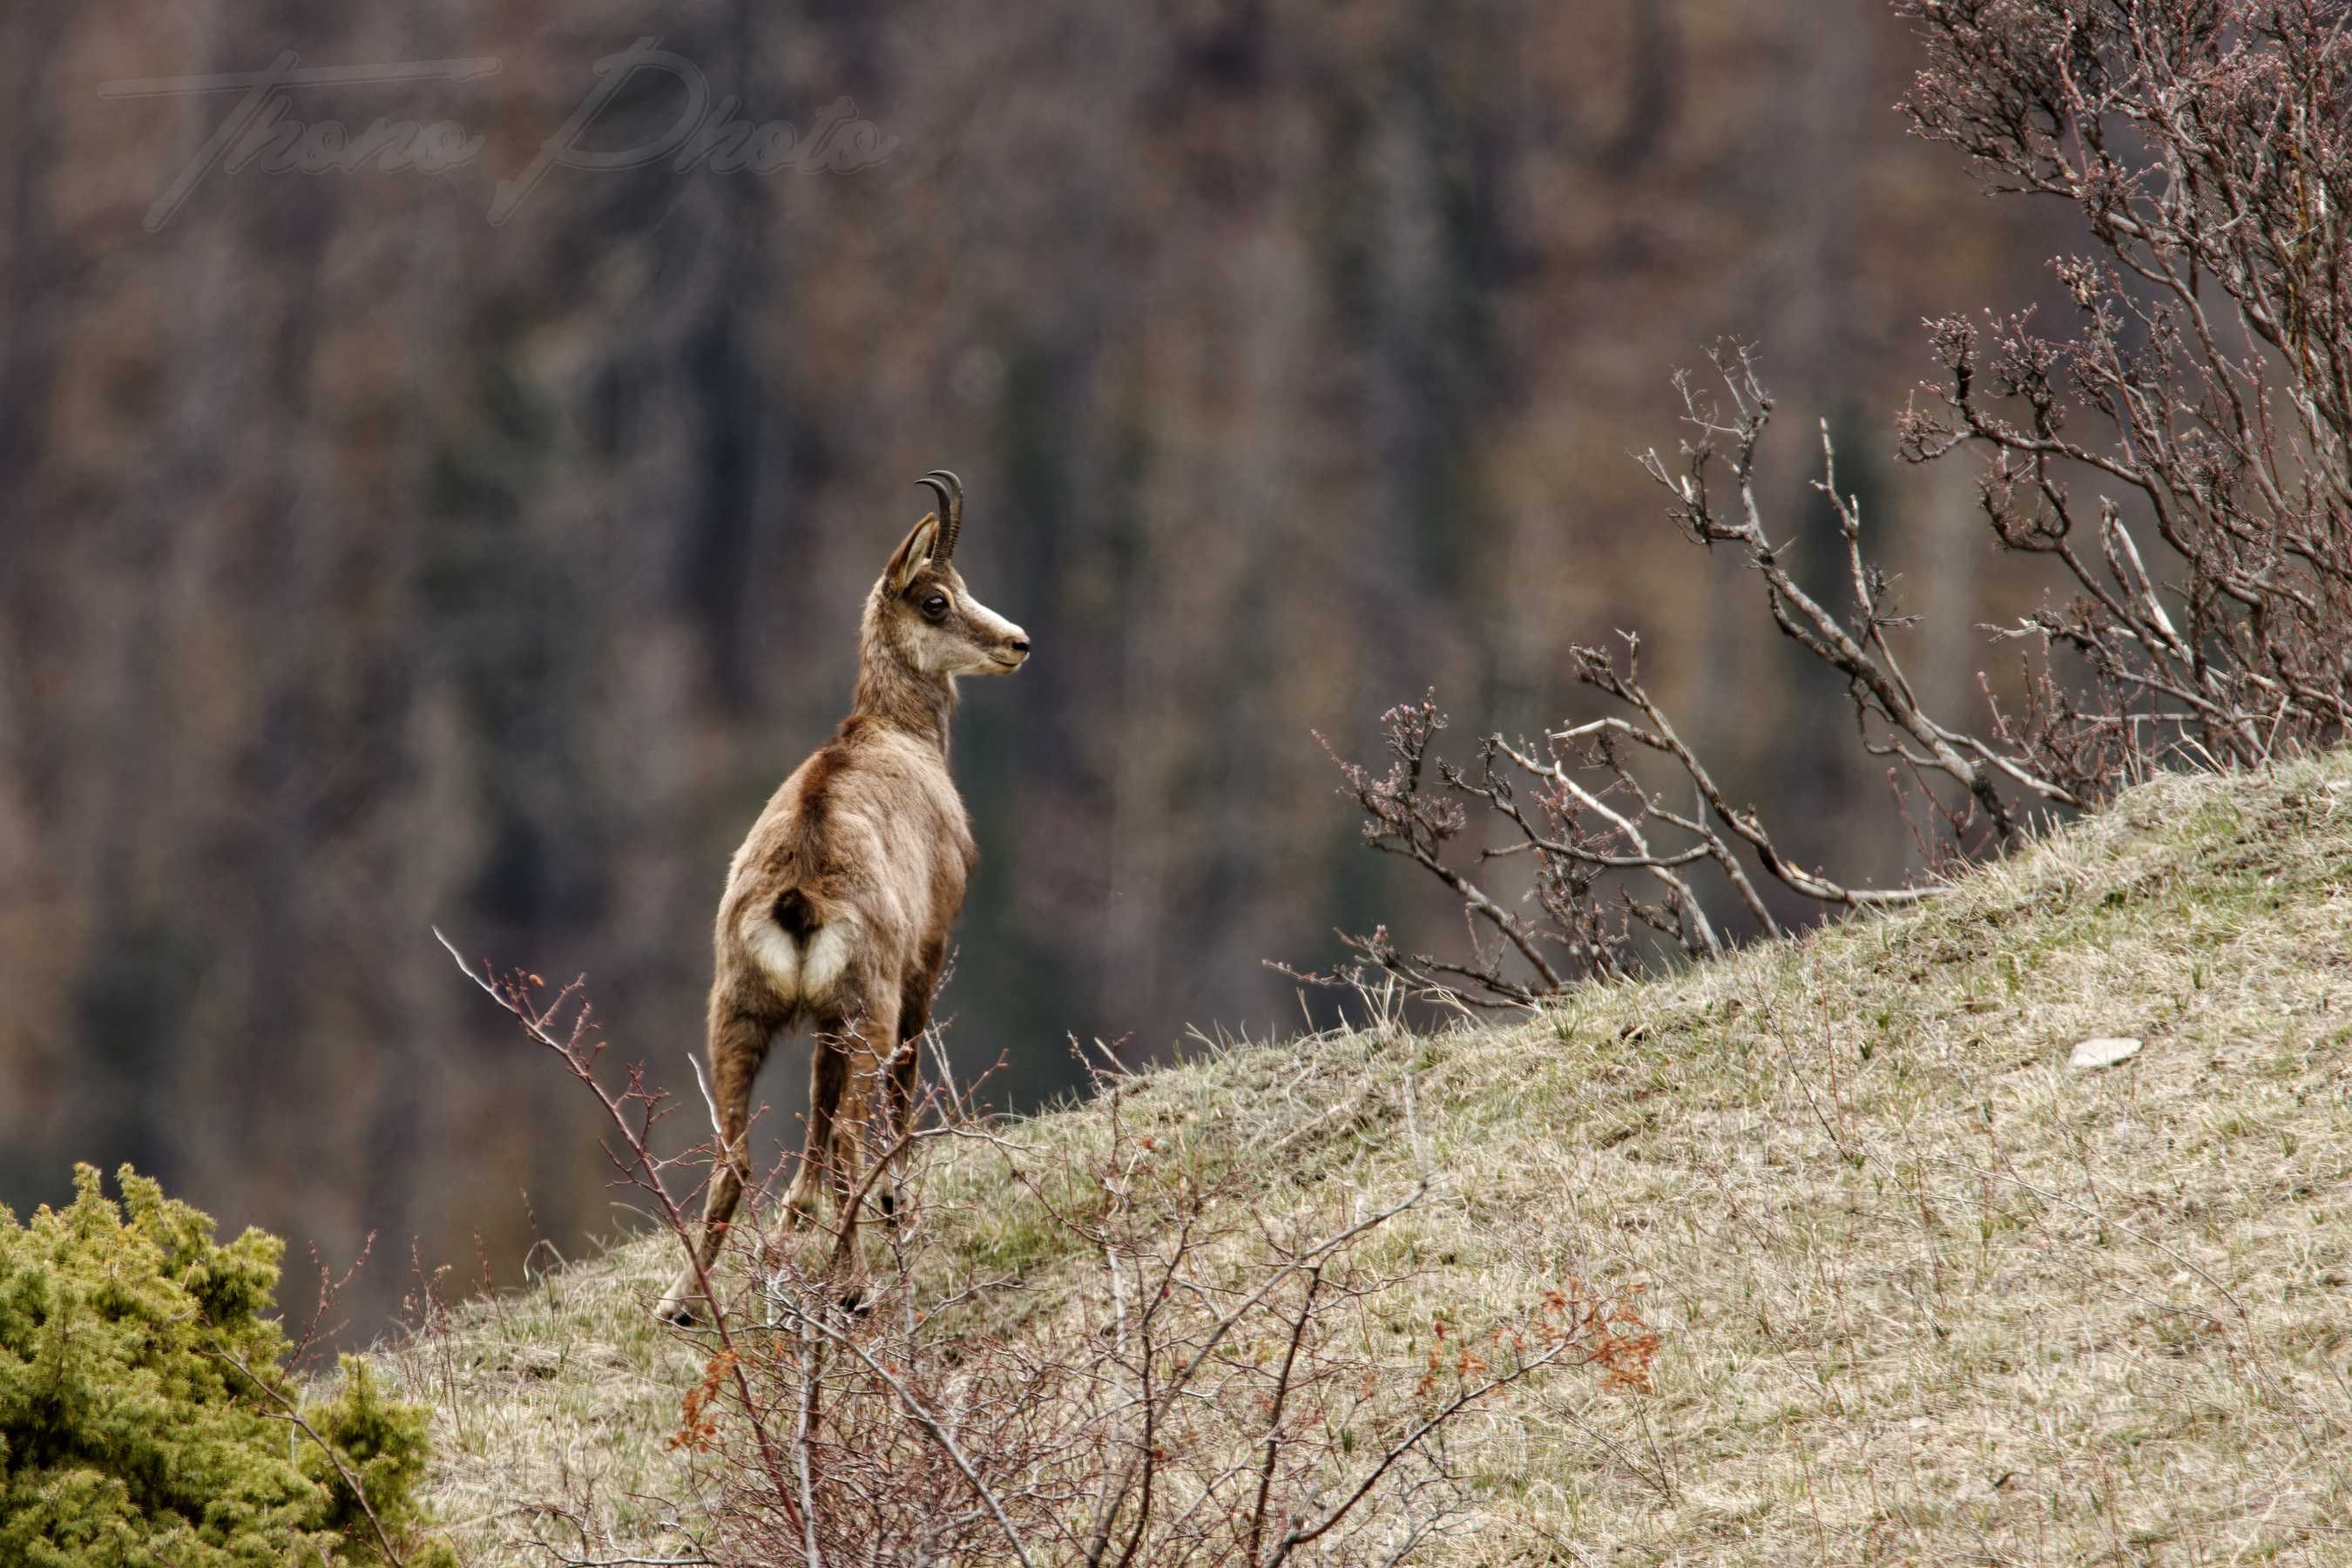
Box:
left=0, top=1166, right=448, bottom=1567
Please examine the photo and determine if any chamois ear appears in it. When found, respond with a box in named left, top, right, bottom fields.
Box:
left=885, top=514, right=940, bottom=594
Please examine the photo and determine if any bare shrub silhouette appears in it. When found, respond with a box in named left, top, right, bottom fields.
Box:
left=1324, top=0, right=2352, bottom=1005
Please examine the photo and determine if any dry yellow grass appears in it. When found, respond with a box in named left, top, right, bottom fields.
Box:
left=375, top=755, right=2352, bottom=1564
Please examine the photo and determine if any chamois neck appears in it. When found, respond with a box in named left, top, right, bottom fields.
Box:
left=848, top=656, right=957, bottom=753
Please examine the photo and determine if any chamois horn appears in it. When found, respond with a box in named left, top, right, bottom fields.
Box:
left=916, top=469, right=963, bottom=565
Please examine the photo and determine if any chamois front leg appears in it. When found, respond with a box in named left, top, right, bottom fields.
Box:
left=787, top=999, right=898, bottom=1254
left=783, top=1018, right=849, bottom=1227
left=875, top=979, right=934, bottom=1226
left=656, top=1008, right=772, bottom=1323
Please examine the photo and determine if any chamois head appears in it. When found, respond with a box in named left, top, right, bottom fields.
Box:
left=867, top=470, right=1031, bottom=679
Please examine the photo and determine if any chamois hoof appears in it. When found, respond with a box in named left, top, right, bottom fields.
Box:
left=654, top=1281, right=709, bottom=1326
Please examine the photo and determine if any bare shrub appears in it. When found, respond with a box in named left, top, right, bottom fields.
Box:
left=435, top=934, right=1658, bottom=1565
left=1321, top=0, right=2352, bottom=1006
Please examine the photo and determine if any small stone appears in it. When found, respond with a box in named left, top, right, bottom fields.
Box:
left=2069, top=1036, right=2143, bottom=1071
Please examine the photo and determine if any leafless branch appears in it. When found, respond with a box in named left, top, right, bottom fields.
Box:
left=1318, top=1, right=2352, bottom=1010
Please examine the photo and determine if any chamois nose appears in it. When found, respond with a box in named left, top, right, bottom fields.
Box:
left=1009, top=635, right=1031, bottom=654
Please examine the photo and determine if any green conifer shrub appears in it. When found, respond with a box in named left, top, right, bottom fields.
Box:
left=0, top=1165, right=449, bottom=1566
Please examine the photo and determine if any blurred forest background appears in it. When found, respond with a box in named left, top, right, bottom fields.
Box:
left=0, top=0, right=2075, bottom=1334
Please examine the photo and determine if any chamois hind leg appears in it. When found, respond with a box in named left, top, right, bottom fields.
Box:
left=657, top=1008, right=773, bottom=1323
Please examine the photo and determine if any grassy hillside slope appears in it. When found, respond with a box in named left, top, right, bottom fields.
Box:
left=379, top=757, right=2352, bottom=1563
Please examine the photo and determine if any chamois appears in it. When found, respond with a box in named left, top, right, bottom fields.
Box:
left=658, top=470, right=1029, bottom=1322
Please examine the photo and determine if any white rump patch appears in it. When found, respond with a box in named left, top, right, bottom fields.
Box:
left=741, top=909, right=801, bottom=994
left=800, top=922, right=855, bottom=998
left=740, top=905, right=857, bottom=1004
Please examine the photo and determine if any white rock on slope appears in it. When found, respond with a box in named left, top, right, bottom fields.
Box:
left=2069, top=1036, right=2143, bottom=1071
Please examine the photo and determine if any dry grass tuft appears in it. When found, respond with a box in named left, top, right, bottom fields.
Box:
left=375, top=755, right=2352, bottom=1563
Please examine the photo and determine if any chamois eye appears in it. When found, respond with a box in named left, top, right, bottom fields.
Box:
left=921, top=593, right=950, bottom=620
